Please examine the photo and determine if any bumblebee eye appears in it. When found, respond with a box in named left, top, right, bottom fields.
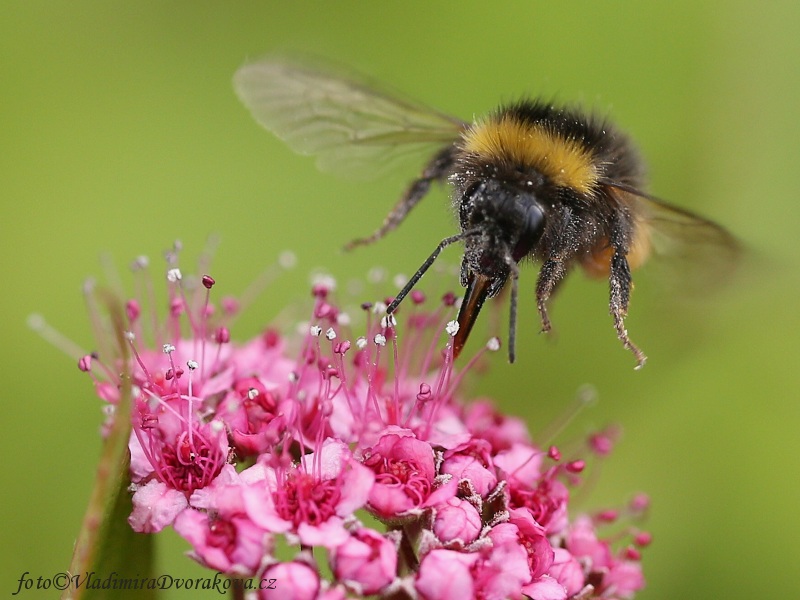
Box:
left=511, top=202, right=546, bottom=261
left=524, top=202, right=546, bottom=235
left=460, top=181, right=487, bottom=224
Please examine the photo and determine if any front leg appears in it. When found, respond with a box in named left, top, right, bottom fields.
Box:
left=534, top=207, right=576, bottom=334
left=535, top=258, right=567, bottom=333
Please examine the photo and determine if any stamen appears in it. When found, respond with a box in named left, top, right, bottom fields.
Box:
left=411, top=290, right=426, bottom=305
left=445, top=320, right=460, bottom=337
left=539, top=385, right=598, bottom=447
left=131, top=255, right=149, bottom=270
left=367, top=267, right=387, bottom=284
left=78, top=355, right=93, bottom=372
left=27, top=313, right=86, bottom=360
left=278, top=250, right=297, bottom=270
left=125, top=300, right=141, bottom=323
left=566, top=460, right=585, bottom=474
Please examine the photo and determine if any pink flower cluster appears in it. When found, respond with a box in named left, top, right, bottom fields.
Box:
left=78, top=249, right=649, bottom=600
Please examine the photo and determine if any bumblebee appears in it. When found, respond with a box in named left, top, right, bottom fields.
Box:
left=234, top=57, right=739, bottom=367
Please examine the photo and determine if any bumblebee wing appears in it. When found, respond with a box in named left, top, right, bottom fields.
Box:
left=629, top=189, right=743, bottom=291
left=234, top=56, right=466, bottom=178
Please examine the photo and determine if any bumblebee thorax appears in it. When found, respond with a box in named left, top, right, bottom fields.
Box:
left=460, top=113, right=600, bottom=195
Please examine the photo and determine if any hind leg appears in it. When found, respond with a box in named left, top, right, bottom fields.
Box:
left=608, top=250, right=647, bottom=368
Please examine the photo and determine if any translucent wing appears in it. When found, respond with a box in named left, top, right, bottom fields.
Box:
left=233, top=56, right=466, bottom=178
left=629, top=188, right=743, bottom=292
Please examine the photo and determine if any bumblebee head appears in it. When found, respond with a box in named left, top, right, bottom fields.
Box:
left=459, top=177, right=547, bottom=281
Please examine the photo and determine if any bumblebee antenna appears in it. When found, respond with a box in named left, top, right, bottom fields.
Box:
left=386, top=229, right=480, bottom=315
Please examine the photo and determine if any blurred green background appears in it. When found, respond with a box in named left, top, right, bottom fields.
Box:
left=2, top=2, right=799, bottom=598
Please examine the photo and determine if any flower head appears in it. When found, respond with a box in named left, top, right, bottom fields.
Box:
left=69, top=244, right=649, bottom=599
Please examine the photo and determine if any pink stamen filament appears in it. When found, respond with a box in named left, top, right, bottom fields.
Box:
left=364, top=337, right=385, bottom=425
left=420, top=345, right=454, bottom=440
left=135, top=388, right=217, bottom=491
left=419, top=302, right=457, bottom=375
left=175, top=280, right=201, bottom=347
left=443, top=342, right=488, bottom=400
left=127, top=338, right=156, bottom=390
left=332, top=351, right=360, bottom=434
left=199, top=284, right=213, bottom=381
left=508, top=447, right=547, bottom=481
left=274, top=472, right=341, bottom=527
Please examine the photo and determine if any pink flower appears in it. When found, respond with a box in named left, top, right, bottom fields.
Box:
left=507, top=508, right=555, bottom=579
left=244, top=439, right=374, bottom=548
left=174, top=507, right=269, bottom=575
left=329, top=528, right=398, bottom=595
left=126, top=390, right=229, bottom=532
left=563, top=515, right=647, bottom=598
left=362, top=428, right=446, bottom=520
left=497, top=443, right=569, bottom=535
left=128, top=480, right=188, bottom=533
left=259, top=559, right=320, bottom=600
left=416, top=549, right=479, bottom=600
left=440, top=438, right=498, bottom=497
left=432, top=496, right=482, bottom=544
left=172, top=466, right=271, bottom=575
left=603, top=560, right=645, bottom=598
left=521, top=575, right=568, bottom=600
left=476, top=522, right=535, bottom=598
left=130, top=397, right=229, bottom=494
left=566, top=516, right=613, bottom=570
left=420, top=522, right=535, bottom=600
left=62, top=245, right=650, bottom=599
left=493, top=442, right=544, bottom=489
left=547, top=548, right=585, bottom=597
left=217, top=376, right=283, bottom=457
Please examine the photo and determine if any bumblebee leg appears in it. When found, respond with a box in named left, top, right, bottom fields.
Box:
left=608, top=251, right=647, bottom=369
left=536, top=208, right=579, bottom=333
left=344, top=146, right=456, bottom=250
left=535, top=208, right=576, bottom=333
left=535, top=258, right=567, bottom=333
